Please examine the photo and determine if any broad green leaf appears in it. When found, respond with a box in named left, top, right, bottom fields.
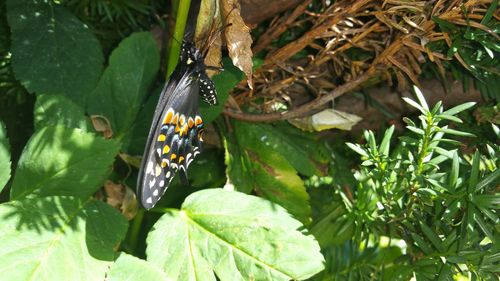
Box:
left=0, top=120, right=11, bottom=192
left=146, top=189, right=324, bottom=281
left=120, top=86, right=160, bottom=155
left=6, top=0, right=103, bottom=103
left=235, top=121, right=327, bottom=177
left=0, top=196, right=128, bottom=281
left=87, top=32, right=159, bottom=139
left=228, top=121, right=312, bottom=222
left=107, top=253, right=170, bottom=281
left=10, top=126, right=120, bottom=200
left=34, top=94, right=90, bottom=131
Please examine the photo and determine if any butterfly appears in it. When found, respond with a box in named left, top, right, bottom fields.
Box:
left=137, top=39, right=218, bottom=210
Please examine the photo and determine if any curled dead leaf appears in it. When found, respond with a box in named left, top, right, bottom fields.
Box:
left=221, top=0, right=254, bottom=89
left=90, top=115, right=113, bottom=139
left=103, top=180, right=138, bottom=220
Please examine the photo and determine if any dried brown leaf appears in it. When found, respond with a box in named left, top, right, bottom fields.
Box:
left=221, top=0, right=254, bottom=89
left=90, top=115, right=113, bottom=139
left=103, top=180, right=138, bottom=220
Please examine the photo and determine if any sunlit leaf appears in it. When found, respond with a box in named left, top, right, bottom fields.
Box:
left=146, top=189, right=324, bottom=281
left=107, top=253, right=170, bottom=281
left=10, top=126, right=120, bottom=200
left=0, top=120, right=10, bottom=192
left=6, top=0, right=103, bottom=103
left=0, top=196, right=128, bottom=281
left=87, top=32, right=160, bottom=139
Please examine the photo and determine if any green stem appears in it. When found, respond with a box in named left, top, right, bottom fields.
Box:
left=127, top=208, right=144, bottom=253
left=166, top=0, right=191, bottom=79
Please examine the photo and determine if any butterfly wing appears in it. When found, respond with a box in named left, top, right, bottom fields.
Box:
left=137, top=67, right=205, bottom=210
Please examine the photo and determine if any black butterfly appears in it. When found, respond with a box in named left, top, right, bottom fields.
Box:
left=137, top=39, right=217, bottom=210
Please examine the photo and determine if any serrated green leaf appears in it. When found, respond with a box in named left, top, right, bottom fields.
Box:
left=10, top=126, right=120, bottom=200
left=0, top=120, right=11, bottom=192
left=34, top=94, right=90, bottom=131
left=0, top=196, right=128, bottom=281
left=87, top=32, right=159, bottom=139
left=6, top=0, right=103, bottom=103
left=120, top=86, right=160, bottom=155
left=107, top=253, right=170, bottom=281
left=146, top=189, right=324, bottom=281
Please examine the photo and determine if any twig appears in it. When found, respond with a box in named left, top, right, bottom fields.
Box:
left=262, top=0, right=373, bottom=66
left=223, top=68, right=376, bottom=122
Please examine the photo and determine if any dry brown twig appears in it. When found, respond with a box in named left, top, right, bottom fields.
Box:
left=224, top=0, right=495, bottom=122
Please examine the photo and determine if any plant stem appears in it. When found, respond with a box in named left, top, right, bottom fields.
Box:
left=166, top=0, right=191, bottom=79
left=127, top=208, right=144, bottom=253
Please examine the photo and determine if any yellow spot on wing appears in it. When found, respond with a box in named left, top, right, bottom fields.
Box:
left=163, top=109, right=174, bottom=124
left=161, top=159, right=168, bottom=168
left=188, top=117, right=194, bottom=128
left=163, top=145, right=170, bottom=154
left=195, top=116, right=203, bottom=126
left=157, top=134, right=166, bottom=141
left=170, top=154, right=177, bottom=161
left=178, top=156, right=185, bottom=163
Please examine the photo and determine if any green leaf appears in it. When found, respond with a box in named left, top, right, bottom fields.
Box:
left=229, top=121, right=312, bottom=222
left=419, top=222, right=445, bottom=252
left=0, top=196, right=128, bottom=281
left=34, top=94, right=90, bottom=131
left=379, top=125, right=394, bottom=156
left=87, top=32, right=160, bottom=139
left=475, top=168, right=500, bottom=192
left=0, top=120, right=11, bottom=192
left=469, top=151, right=480, bottom=193
left=120, top=86, right=160, bottom=155
left=447, top=151, right=459, bottom=190
left=402, top=97, right=425, bottom=114
left=442, top=102, right=476, bottom=116
left=236, top=122, right=326, bottom=176
left=10, top=126, right=120, bottom=200
left=412, top=86, right=430, bottom=111
left=107, top=253, right=170, bottom=281
left=146, top=189, right=325, bottom=281
left=439, top=128, right=475, bottom=137
left=6, top=0, right=103, bottom=103
left=346, top=143, right=368, bottom=157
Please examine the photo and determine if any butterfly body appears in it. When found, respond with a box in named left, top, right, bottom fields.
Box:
left=138, top=40, right=217, bottom=210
